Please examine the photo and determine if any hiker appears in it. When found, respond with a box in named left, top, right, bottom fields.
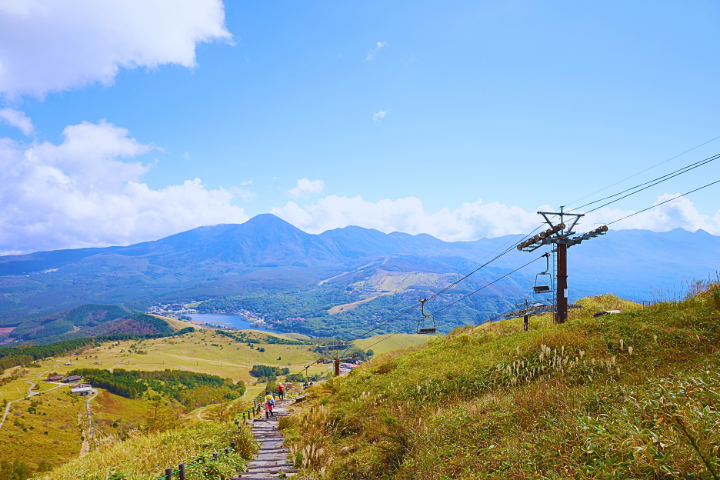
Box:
left=277, top=382, right=285, bottom=400
left=264, top=390, right=274, bottom=418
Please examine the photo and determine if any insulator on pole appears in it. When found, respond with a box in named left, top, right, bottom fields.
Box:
left=517, top=244, right=523, bottom=250
left=539, top=231, right=547, bottom=239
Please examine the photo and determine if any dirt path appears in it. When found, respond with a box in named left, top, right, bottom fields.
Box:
left=79, top=390, right=98, bottom=457
left=196, top=407, right=207, bottom=422
left=233, top=399, right=297, bottom=479
left=0, top=363, right=66, bottom=431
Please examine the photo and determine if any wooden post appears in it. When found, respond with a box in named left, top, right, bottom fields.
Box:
left=165, top=467, right=172, bottom=480
left=224, top=447, right=229, bottom=455
left=178, top=463, right=185, bottom=480
left=231, top=440, right=236, bottom=451
left=524, top=315, right=529, bottom=331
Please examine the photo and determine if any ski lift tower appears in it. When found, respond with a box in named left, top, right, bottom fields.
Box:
left=517, top=206, right=608, bottom=323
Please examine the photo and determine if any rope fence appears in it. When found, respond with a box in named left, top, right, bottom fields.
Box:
left=152, top=441, right=236, bottom=480
left=152, top=390, right=299, bottom=479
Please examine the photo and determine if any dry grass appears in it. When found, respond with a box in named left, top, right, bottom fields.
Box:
left=37, top=419, right=257, bottom=480
left=282, top=286, right=720, bottom=479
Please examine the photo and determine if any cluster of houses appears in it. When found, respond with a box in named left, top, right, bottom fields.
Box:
left=45, top=373, right=95, bottom=396
left=147, top=303, right=197, bottom=316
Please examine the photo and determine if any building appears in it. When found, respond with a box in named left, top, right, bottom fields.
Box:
left=64, top=362, right=72, bottom=366
left=46, top=374, right=65, bottom=382
left=70, top=384, right=94, bottom=396
left=64, top=375, right=83, bottom=383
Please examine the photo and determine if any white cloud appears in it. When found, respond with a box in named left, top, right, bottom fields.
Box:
left=271, top=194, right=720, bottom=241
left=230, top=186, right=255, bottom=201
left=583, top=194, right=720, bottom=234
left=365, top=41, right=387, bottom=61
left=272, top=196, right=541, bottom=241
left=241, top=180, right=252, bottom=186
left=183, top=152, right=191, bottom=161
left=285, top=178, right=325, bottom=199
left=0, top=120, right=248, bottom=254
left=373, top=109, right=389, bottom=123
left=0, top=0, right=232, bottom=98
left=0, top=108, right=34, bottom=135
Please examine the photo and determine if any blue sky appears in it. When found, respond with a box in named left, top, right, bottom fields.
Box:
left=1, top=1, right=720, bottom=253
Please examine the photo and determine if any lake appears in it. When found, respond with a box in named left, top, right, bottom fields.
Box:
left=187, top=313, right=285, bottom=334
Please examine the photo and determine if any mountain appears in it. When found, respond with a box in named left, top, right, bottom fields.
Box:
left=0, top=214, right=718, bottom=339
left=2, top=304, right=177, bottom=344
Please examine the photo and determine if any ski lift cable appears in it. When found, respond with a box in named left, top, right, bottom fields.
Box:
left=577, top=153, right=720, bottom=214
left=353, top=253, right=548, bottom=356
left=332, top=226, right=549, bottom=359
left=605, top=177, right=720, bottom=227
left=430, top=254, right=547, bottom=316
left=425, top=223, right=546, bottom=302
left=564, top=133, right=720, bottom=209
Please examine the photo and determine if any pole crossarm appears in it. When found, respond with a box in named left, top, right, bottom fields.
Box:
left=502, top=300, right=554, bottom=320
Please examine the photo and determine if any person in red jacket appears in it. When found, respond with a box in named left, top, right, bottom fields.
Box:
left=277, top=382, right=285, bottom=400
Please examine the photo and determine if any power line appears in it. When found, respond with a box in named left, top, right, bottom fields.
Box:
left=430, top=254, right=547, bottom=316
left=577, top=153, right=720, bottom=214
left=425, top=224, right=544, bottom=302
left=565, top=133, right=720, bottom=209
left=606, top=177, right=720, bottom=226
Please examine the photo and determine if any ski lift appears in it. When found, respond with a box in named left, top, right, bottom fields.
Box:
left=532, top=253, right=552, bottom=294
left=417, top=299, right=436, bottom=335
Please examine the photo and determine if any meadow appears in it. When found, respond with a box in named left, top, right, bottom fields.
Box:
left=0, top=326, right=413, bottom=474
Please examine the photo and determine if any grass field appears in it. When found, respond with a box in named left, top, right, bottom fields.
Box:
left=0, top=325, right=418, bottom=474
left=0, top=384, right=85, bottom=471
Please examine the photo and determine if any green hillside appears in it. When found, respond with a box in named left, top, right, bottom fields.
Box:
left=281, top=285, right=720, bottom=479
left=0, top=304, right=183, bottom=345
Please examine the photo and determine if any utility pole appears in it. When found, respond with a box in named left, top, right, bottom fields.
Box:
left=518, top=206, right=607, bottom=323
left=317, top=353, right=358, bottom=377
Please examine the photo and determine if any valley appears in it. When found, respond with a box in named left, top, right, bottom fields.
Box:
left=0, top=324, right=427, bottom=473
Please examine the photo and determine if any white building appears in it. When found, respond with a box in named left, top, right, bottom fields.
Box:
left=70, top=384, right=94, bottom=396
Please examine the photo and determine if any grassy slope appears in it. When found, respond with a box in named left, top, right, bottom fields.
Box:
left=0, top=387, right=85, bottom=469
left=282, top=289, right=720, bottom=479
left=0, top=329, right=415, bottom=473
left=353, top=334, right=431, bottom=357
left=39, top=419, right=257, bottom=480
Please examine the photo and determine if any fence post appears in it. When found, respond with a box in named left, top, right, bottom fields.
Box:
left=178, top=462, right=185, bottom=480
left=225, top=447, right=229, bottom=455
left=231, top=440, right=236, bottom=451
left=165, top=467, right=172, bottom=480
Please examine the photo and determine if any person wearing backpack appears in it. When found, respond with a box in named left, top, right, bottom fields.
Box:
left=264, top=390, right=274, bottom=418
left=277, top=382, right=285, bottom=400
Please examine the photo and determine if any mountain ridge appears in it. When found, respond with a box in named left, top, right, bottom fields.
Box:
left=0, top=215, right=718, bottom=336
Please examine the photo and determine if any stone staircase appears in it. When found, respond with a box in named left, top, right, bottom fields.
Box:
left=233, top=399, right=297, bottom=479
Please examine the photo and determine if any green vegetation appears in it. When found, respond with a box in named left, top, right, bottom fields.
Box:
left=281, top=285, right=720, bottom=479
left=37, top=419, right=257, bottom=480
left=249, top=365, right=290, bottom=378
left=69, top=368, right=246, bottom=409
left=0, top=389, right=85, bottom=474
left=215, top=329, right=305, bottom=345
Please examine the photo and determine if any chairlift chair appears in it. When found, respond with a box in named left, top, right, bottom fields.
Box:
left=417, top=299, right=437, bottom=335
left=532, top=253, right=552, bottom=294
